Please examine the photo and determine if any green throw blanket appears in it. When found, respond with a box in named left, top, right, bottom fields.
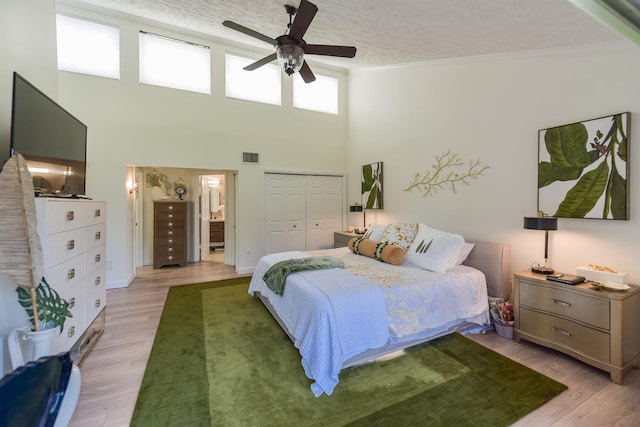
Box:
left=262, top=256, right=345, bottom=295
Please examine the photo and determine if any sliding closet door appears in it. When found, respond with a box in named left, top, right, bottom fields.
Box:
left=264, top=174, right=306, bottom=254
left=306, top=176, right=343, bottom=250
left=264, top=173, right=343, bottom=254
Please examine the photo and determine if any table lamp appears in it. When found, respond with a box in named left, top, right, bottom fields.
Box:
left=524, top=214, right=558, bottom=274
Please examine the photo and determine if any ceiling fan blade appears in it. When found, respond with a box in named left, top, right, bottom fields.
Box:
left=222, top=20, right=277, bottom=46
left=243, top=53, right=278, bottom=71
left=299, top=61, right=316, bottom=83
left=288, top=0, right=318, bottom=41
left=304, top=44, right=357, bottom=58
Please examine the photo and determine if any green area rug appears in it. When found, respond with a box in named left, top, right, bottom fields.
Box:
left=131, top=278, right=566, bottom=426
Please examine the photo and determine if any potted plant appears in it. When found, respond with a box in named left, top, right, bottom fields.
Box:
left=16, top=277, right=72, bottom=333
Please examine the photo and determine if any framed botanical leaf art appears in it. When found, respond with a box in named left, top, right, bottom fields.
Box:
left=362, top=162, right=383, bottom=209
left=538, top=112, right=630, bottom=219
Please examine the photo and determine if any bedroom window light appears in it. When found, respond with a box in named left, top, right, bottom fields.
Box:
left=293, top=73, right=338, bottom=114
left=56, top=14, right=120, bottom=79
left=225, top=53, right=281, bottom=105
left=139, top=32, right=211, bottom=94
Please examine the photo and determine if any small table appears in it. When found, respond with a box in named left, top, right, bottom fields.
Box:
left=333, top=231, right=362, bottom=248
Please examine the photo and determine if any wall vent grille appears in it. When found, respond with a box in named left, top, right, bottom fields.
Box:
left=242, top=152, right=259, bottom=164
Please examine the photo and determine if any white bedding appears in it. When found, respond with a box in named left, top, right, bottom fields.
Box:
left=248, top=247, right=491, bottom=396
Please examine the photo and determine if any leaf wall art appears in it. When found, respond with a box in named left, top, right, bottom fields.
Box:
left=538, top=113, right=630, bottom=219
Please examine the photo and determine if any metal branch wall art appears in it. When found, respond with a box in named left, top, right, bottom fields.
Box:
left=404, top=150, right=490, bottom=197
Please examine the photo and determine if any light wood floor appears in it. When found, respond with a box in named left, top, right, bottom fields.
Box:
left=69, top=261, right=640, bottom=426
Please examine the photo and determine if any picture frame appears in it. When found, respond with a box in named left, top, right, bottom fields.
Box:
left=362, top=161, right=383, bottom=209
left=537, top=112, right=630, bottom=220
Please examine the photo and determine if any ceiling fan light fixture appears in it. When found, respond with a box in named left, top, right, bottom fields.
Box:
left=276, top=43, right=304, bottom=75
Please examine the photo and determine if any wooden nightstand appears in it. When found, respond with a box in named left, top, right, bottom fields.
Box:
left=513, top=271, right=640, bottom=384
left=333, top=231, right=361, bottom=248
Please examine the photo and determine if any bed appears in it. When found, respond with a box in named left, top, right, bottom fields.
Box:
left=248, top=234, right=511, bottom=397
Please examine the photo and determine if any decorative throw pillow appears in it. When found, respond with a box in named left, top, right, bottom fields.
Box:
left=348, top=237, right=405, bottom=265
left=405, top=224, right=465, bottom=273
left=381, top=223, right=419, bottom=250
left=363, top=223, right=387, bottom=242
left=456, top=242, right=475, bottom=265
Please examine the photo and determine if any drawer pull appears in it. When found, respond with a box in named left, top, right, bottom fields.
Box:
left=168, top=247, right=173, bottom=252
left=68, top=326, right=75, bottom=338
left=67, top=240, right=75, bottom=250
left=168, top=205, right=174, bottom=210
left=68, top=268, right=75, bottom=279
left=168, top=255, right=173, bottom=261
left=68, top=297, right=76, bottom=309
left=95, top=253, right=101, bottom=263
left=95, top=231, right=101, bottom=240
left=551, top=326, right=572, bottom=336
left=95, top=276, right=101, bottom=286
left=67, top=211, right=75, bottom=221
left=95, top=299, right=101, bottom=308
left=168, top=230, right=173, bottom=236
left=551, top=299, right=571, bottom=307
left=168, top=222, right=173, bottom=227
left=95, top=208, right=101, bottom=217
left=168, top=239, right=173, bottom=244
left=168, top=213, right=174, bottom=219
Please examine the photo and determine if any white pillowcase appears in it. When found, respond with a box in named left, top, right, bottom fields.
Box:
left=456, top=242, right=475, bottom=265
left=363, top=223, right=387, bottom=242
left=405, top=224, right=465, bottom=273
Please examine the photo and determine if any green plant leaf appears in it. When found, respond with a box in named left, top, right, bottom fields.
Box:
left=554, top=161, right=609, bottom=218
left=538, top=161, right=583, bottom=188
left=361, top=164, right=374, bottom=194
left=616, top=115, right=628, bottom=162
left=545, top=123, right=592, bottom=167
left=15, top=277, right=72, bottom=333
left=609, top=167, right=627, bottom=220
left=366, top=185, right=378, bottom=208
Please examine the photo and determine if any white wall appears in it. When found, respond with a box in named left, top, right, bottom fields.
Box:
left=348, top=43, right=640, bottom=284
left=55, top=5, right=349, bottom=285
left=0, top=0, right=60, bottom=375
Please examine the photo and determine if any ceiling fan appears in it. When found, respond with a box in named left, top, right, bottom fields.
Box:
left=222, top=0, right=357, bottom=83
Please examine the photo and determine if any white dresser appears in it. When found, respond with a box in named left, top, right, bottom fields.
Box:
left=35, top=198, right=106, bottom=364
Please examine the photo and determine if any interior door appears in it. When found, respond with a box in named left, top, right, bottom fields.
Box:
left=264, top=173, right=306, bottom=254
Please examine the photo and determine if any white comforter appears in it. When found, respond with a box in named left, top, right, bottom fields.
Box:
left=248, top=247, right=490, bottom=396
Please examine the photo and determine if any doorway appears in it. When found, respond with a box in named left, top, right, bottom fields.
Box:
left=132, top=166, right=236, bottom=269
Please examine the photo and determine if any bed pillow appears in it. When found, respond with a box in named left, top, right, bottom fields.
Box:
left=363, top=223, right=387, bottom=242
left=456, top=242, right=475, bottom=265
left=405, top=224, right=465, bottom=273
left=381, top=223, right=419, bottom=250
left=348, top=237, right=405, bottom=265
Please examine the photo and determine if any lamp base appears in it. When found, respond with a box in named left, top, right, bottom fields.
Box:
left=531, top=266, right=555, bottom=275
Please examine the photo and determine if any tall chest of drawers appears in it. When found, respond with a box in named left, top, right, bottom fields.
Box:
left=513, top=271, right=640, bottom=384
left=153, top=200, right=188, bottom=268
left=35, top=198, right=107, bottom=364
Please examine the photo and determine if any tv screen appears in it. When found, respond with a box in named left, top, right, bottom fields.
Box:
left=10, top=72, right=87, bottom=197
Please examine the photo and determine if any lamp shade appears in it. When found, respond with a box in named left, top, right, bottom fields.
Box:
left=523, top=216, right=557, bottom=231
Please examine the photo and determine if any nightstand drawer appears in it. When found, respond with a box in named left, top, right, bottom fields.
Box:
left=520, top=308, right=610, bottom=362
left=519, top=280, right=610, bottom=330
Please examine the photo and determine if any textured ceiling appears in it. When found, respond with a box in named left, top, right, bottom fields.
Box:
left=65, top=0, right=625, bottom=69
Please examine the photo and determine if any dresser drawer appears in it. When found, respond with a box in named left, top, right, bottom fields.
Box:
left=85, top=223, right=106, bottom=250
left=47, top=254, right=85, bottom=294
left=45, top=228, right=87, bottom=268
left=40, top=201, right=88, bottom=233
left=85, top=202, right=105, bottom=226
left=520, top=308, right=610, bottom=362
left=50, top=280, right=85, bottom=355
left=519, top=280, right=610, bottom=330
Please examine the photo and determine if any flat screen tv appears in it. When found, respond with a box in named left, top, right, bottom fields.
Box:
left=10, top=72, right=87, bottom=197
